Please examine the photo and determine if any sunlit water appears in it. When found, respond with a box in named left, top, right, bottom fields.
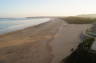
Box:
left=0, top=18, right=50, bottom=34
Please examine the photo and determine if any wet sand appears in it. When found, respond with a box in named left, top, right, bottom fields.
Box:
left=0, top=18, right=91, bottom=63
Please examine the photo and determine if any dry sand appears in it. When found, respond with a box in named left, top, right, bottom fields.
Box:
left=0, top=18, right=92, bottom=63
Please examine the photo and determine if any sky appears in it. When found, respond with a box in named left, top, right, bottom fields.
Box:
left=0, top=0, right=96, bottom=17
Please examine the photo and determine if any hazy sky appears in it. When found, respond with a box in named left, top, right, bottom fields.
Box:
left=0, top=0, right=96, bottom=17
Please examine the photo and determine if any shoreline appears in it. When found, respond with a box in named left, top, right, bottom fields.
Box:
left=0, top=18, right=52, bottom=36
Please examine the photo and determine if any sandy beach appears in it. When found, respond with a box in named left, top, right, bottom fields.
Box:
left=0, top=18, right=92, bottom=63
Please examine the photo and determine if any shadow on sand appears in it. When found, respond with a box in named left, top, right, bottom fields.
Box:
left=62, top=48, right=96, bottom=63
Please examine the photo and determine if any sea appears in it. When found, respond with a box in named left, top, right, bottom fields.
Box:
left=0, top=18, right=50, bottom=34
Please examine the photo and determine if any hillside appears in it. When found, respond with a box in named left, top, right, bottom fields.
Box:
left=61, top=16, right=96, bottom=24
left=77, top=14, right=96, bottom=18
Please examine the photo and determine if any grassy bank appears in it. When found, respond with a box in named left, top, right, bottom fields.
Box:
left=63, top=38, right=95, bottom=63
left=61, top=17, right=96, bottom=24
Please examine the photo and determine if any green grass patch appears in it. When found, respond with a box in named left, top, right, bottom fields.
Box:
left=82, top=38, right=95, bottom=49
left=61, top=17, right=96, bottom=24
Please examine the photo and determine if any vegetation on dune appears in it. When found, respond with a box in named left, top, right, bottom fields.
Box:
left=61, top=17, right=96, bottom=24
left=63, top=38, right=95, bottom=63
left=79, top=38, right=95, bottom=49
